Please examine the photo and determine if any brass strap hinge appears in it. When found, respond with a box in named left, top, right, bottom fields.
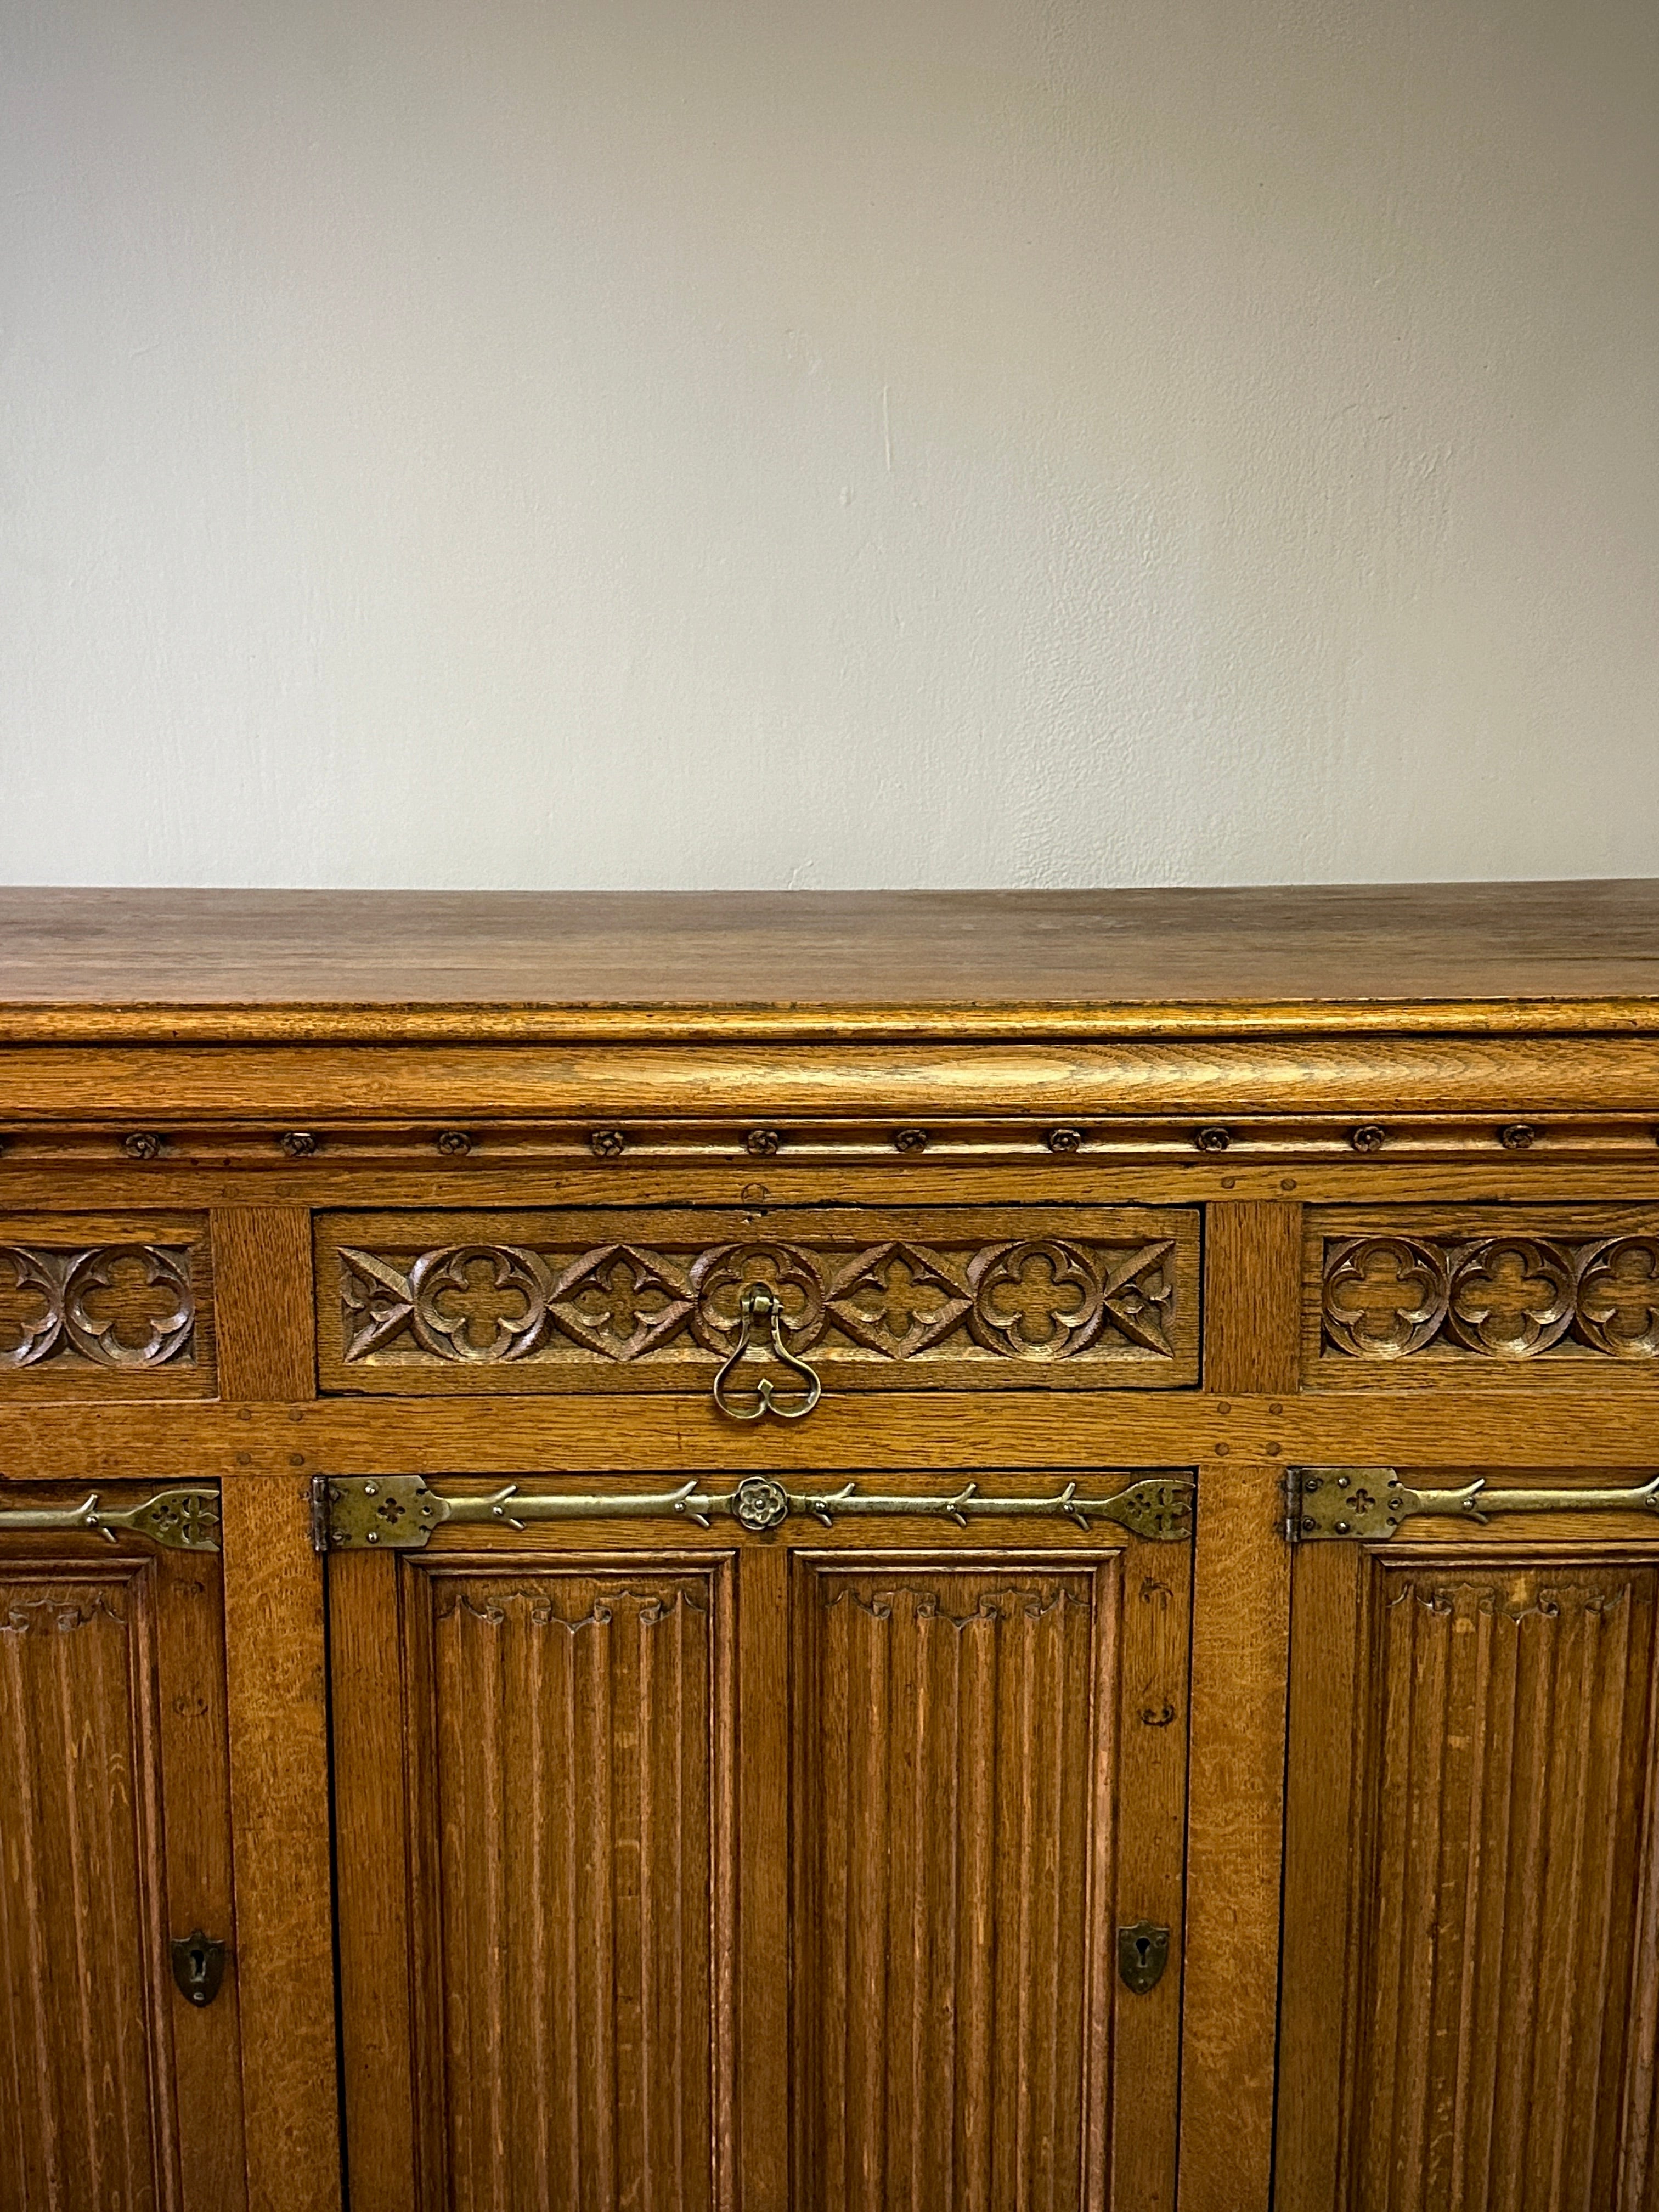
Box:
left=313, top=1470, right=1195, bottom=1552
left=1284, top=1465, right=1659, bottom=1543
left=0, top=1488, right=220, bottom=1551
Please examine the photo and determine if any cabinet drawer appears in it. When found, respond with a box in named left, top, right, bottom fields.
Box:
left=1307, top=1204, right=1659, bottom=1387
left=0, top=1214, right=214, bottom=1398
left=316, top=1204, right=1199, bottom=1395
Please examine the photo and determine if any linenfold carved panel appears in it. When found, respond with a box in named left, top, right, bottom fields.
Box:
left=0, top=1221, right=211, bottom=1393
left=1310, top=1209, right=1659, bottom=1384
left=1339, top=1562, right=1659, bottom=2203
left=317, top=1206, right=1199, bottom=1393
left=794, top=1568, right=1103, bottom=2203
left=411, top=1565, right=730, bottom=2208
left=787, top=1544, right=1190, bottom=2205
left=0, top=1566, right=172, bottom=2205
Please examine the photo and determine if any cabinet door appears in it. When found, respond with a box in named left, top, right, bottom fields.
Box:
left=326, top=1465, right=1193, bottom=2211
left=0, top=1482, right=246, bottom=2212
left=1275, top=1467, right=1659, bottom=2211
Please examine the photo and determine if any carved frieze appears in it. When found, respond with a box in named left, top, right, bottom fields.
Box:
left=0, top=1243, right=197, bottom=1375
left=319, top=1207, right=1198, bottom=1392
left=1318, top=1225, right=1659, bottom=1369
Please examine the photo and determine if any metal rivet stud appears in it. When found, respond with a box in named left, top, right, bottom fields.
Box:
left=746, top=1130, right=782, bottom=1156
left=1047, top=1128, right=1084, bottom=1154
left=278, top=1131, right=317, bottom=1158
left=1351, top=1125, right=1385, bottom=1153
left=436, top=1130, right=472, bottom=1156
left=1194, top=1127, right=1231, bottom=1153
left=590, top=1129, right=627, bottom=1159
left=1499, top=1123, right=1537, bottom=1150
left=122, top=1132, right=163, bottom=1160
left=894, top=1129, right=929, bottom=1155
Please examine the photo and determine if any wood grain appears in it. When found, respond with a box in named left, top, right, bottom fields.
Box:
left=329, top=1548, right=420, bottom=2211
left=9, top=1155, right=1659, bottom=1222
left=328, top=1499, right=1188, bottom=2210
left=314, top=1202, right=1198, bottom=1396
left=8, top=880, right=1659, bottom=2210
left=15, top=1386, right=1659, bottom=1483
left=0, top=1523, right=246, bottom=2211
left=154, top=1538, right=249, bottom=2212
left=1203, top=1199, right=1301, bottom=1396
left=211, top=1209, right=316, bottom=1401
left=427, top=1565, right=727, bottom=2209
left=1306, top=1202, right=1659, bottom=1389
left=218, top=1474, right=339, bottom=2212
left=5, top=882, right=1659, bottom=1037
left=8, top=1035, right=1659, bottom=1127
left=736, top=1541, right=788, bottom=2210
left=793, top=1561, right=1101, bottom=2209
left=1274, top=1543, right=1367, bottom=2205
left=334, top=1547, right=736, bottom=2211
left=1277, top=1525, right=1659, bottom=2211
left=788, top=1540, right=1188, bottom=2211
left=1177, top=1201, right=1299, bottom=2212
left=0, top=1212, right=214, bottom=1401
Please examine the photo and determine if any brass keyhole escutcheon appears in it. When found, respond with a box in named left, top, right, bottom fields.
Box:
left=711, top=1283, right=823, bottom=1421
left=170, top=1928, right=228, bottom=2008
left=1117, top=1920, right=1170, bottom=1994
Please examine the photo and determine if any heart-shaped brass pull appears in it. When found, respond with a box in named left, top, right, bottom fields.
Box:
left=711, top=1284, right=822, bottom=1421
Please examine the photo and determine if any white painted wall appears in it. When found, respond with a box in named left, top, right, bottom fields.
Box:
left=3, top=0, right=1656, bottom=889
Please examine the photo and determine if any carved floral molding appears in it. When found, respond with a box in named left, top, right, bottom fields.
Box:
left=1321, top=1232, right=1659, bottom=1362
left=335, top=1234, right=1181, bottom=1371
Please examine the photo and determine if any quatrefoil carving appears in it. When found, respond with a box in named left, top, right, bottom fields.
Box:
left=0, top=1243, right=195, bottom=1371
left=336, top=1230, right=1184, bottom=1372
left=1322, top=1226, right=1659, bottom=1364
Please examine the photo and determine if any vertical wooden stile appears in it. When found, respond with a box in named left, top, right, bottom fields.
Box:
left=211, top=1207, right=341, bottom=2212
left=1177, top=1200, right=1300, bottom=2212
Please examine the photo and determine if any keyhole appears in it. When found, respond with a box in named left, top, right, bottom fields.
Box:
left=171, top=1926, right=225, bottom=2008
left=1118, top=1918, right=1167, bottom=1993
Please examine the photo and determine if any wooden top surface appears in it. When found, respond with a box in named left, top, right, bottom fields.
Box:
left=3, top=882, right=1658, bottom=1041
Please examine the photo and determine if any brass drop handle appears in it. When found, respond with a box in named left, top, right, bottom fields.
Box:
left=711, top=1284, right=822, bottom=1421
left=170, top=1929, right=228, bottom=2008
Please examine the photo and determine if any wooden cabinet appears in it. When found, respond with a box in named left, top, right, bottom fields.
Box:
left=0, top=1485, right=245, bottom=2212
left=5, top=882, right=1659, bottom=2210
left=326, top=1469, right=1192, bottom=2209
left=1277, top=1468, right=1659, bottom=2210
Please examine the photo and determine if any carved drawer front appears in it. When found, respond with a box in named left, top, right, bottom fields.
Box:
left=0, top=1214, right=213, bottom=1397
left=315, top=1204, right=1199, bottom=1395
left=1306, top=1205, right=1659, bottom=1389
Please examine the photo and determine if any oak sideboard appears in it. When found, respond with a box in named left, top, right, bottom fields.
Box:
left=3, top=882, right=1658, bottom=2212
